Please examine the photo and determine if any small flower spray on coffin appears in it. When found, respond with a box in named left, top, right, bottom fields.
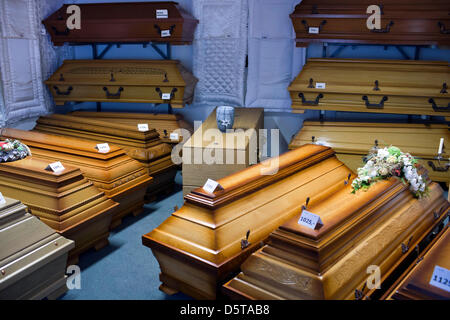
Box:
left=0, top=139, right=31, bottom=163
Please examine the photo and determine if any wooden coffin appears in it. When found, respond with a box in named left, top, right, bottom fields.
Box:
left=69, top=111, right=193, bottom=144
left=0, top=157, right=119, bottom=265
left=291, top=0, right=450, bottom=47
left=0, top=128, right=152, bottom=230
left=42, top=2, right=199, bottom=46
left=45, top=59, right=197, bottom=108
left=288, top=58, right=450, bottom=117
left=386, top=226, right=450, bottom=300
left=289, top=122, right=450, bottom=186
left=0, top=197, right=74, bottom=300
left=33, top=114, right=177, bottom=200
left=182, top=107, right=264, bottom=196
left=222, top=179, right=449, bottom=300
left=142, top=144, right=356, bottom=299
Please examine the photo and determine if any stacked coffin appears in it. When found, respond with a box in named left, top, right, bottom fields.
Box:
left=43, top=1, right=199, bottom=46
left=33, top=114, right=177, bottom=200
left=288, top=58, right=450, bottom=117
left=289, top=122, right=450, bottom=186
left=0, top=197, right=74, bottom=300
left=222, top=178, right=449, bottom=300
left=0, top=128, right=153, bottom=229
left=0, top=157, right=119, bottom=264
left=290, top=0, right=450, bottom=47
left=142, top=145, right=355, bottom=299
left=69, top=111, right=193, bottom=145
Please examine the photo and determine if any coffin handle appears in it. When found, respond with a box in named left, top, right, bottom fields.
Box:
left=154, top=24, right=176, bottom=36
left=51, top=26, right=70, bottom=36
left=298, top=93, right=323, bottom=106
left=103, top=87, right=124, bottom=99
left=301, top=20, right=327, bottom=33
left=428, top=98, right=450, bottom=112
left=427, top=160, right=450, bottom=172
left=155, top=87, right=178, bottom=100
left=438, top=22, right=450, bottom=34
left=53, top=86, right=73, bottom=96
left=371, top=21, right=394, bottom=33
left=362, top=95, right=387, bottom=109
left=241, top=230, right=251, bottom=250
left=401, top=236, right=413, bottom=254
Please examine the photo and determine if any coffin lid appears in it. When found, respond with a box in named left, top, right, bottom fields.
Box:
left=184, top=144, right=336, bottom=208
left=45, top=60, right=186, bottom=87
left=288, top=58, right=449, bottom=98
left=290, top=121, right=450, bottom=159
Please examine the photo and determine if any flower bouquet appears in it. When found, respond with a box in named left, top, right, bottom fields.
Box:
left=352, top=146, right=428, bottom=198
left=0, top=139, right=31, bottom=163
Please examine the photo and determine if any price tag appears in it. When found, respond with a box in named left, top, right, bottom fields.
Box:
left=298, top=209, right=323, bottom=230
left=308, top=27, right=319, bottom=34
left=162, top=93, right=171, bottom=100
left=46, top=161, right=65, bottom=173
left=161, top=29, right=171, bottom=37
left=170, top=132, right=179, bottom=141
left=138, top=123, right=149, bottom=132
left=0, top=192, right=6, bottom=206
left=429, top=265, right=450, bottom=292
left=203, top=179, right=222, bottom=194
left=96, top=143, right=110, bottom=153
left=156, top=9, right=168, bottom=19
left=315, top=82, right=326, bottom=89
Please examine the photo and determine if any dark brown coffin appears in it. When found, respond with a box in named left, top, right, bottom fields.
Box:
left=291, top=0, right=450, bottom=47
left=42, top=2, right=199, bottom=46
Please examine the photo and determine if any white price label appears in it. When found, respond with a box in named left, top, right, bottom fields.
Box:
left=96, top=143, right=110, bottom=154
left=315, top=82, right=326, bottom=89
left=170, top=132, right=179, bottom=141
left=161, top=29, right=171, bottom=37
left=138, top=123, right=149, bottom=132
left=298, top=209, right=323, bottom=230
left=156, top=9, right=168, bottom=19
left=308, top=27, right=319, bottom=34
left=162, top=93, right=171, bottom=100
left=47, top=161, right=65, bottom=173
left=429, top=265, right=450, bottom=292
left=203, top=179, right=222, bottom=194
left=0, top=192, right=6, bottom=206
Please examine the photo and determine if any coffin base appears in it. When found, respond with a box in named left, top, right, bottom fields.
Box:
left=145, top=168, right=178, bottom=202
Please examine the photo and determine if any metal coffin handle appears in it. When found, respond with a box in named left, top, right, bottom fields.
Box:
left=362, top=95, right=388, bottom=109
left=301, top=19, right=327, bottom=33
left=51, top=26, right=70, bottom=36
left=428, top=98, right=450, bottom=112
left=155, top=87, right=178, bottom=100
left=438, top=22, right=449, bottom=34
left=154, top=24, right=176, bottom=36
left=53, top=86, right=73, bottom=96
left=370, top=21, right=394, bottom=33
left=298, top=93, right=323, bottom=106
left=103, top=87, right=124, bottom=99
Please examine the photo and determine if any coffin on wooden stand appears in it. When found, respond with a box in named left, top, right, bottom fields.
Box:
left=0, top=197, right=74, bottom=300
left=0, top=157, right=118, bottom=265
left=0, top=128, right=153, bottom=229
left=289, top=122, right=450, bottom=186
left=288, top=58, right=449, bottom=117
left=33, top=114, right=177, bottom=200
left=142, top=145, right=355, bottom=299
left=222, top=180, right=449, bottom=300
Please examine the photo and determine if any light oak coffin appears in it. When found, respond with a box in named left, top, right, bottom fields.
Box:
left=45, top=60, right=196, bottom=108
left=0, top=128, right=152, bottom=229
left=142, top=145, right=355, bottom=299
left=387, top=226, right=450, bottom=300
left=289, top=122, right=450, bottom=186
left=0, top=157, right=119, bottom=265
left=290, top=0, right=450, bottom=47
left=182, top=107, right=264, bottom=196
left=33, top=114, right=177, bottom=200
left=0, top=197, right=74, bottom=300
left=222, top=180, right=449, bottom=300
left=42, top=1, right=199, bottom=46
left=288, top=58, right=449, bottom=117
left=69, top=111, right=193, bottom=144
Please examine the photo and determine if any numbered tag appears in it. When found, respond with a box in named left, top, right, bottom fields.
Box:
left=138, top=123, right=149, bottom=132
left=203, top=179, right=222, bottom=194
left=315, top=82, right=326, bottom=89
left=96, top=143, right=110, bottom=153
left=298, top=209, right=323, bottom=230
left=162, top=93, right=172, bottom=100
left=170, top=132, right=179, bottom=141
left=308, top=27, right=319, bottom=34
left=156, top=9, right=168, bottom=19
left=429, top=265, right=450, bottom=292
left=0, top=192, right=6, bottom=206
left=46, top=161, right=65, bottom=173
left=161, top=29, right=171, bottom=37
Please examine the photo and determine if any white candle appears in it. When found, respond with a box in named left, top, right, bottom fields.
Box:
left=438, top=138, right=444, bottom=154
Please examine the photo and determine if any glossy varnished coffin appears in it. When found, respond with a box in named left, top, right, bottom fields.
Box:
left=33, top=114, right=177, bottom=200
left=0, top=197, right=74, bottom=300
left=0, top=128, right=152, bottom=229
left=42, top=1, right=199, bottom=46
left=291, top=0, right=450, bottom=47
left=222, top=181, right=449, bottom=300
left=0, top=157, right=118, bottom=264
left=288, top=58, right=449, bottom=116
left=142, top=145, right=355, bottom=299
left=289, top=122, right=450, bottom=185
